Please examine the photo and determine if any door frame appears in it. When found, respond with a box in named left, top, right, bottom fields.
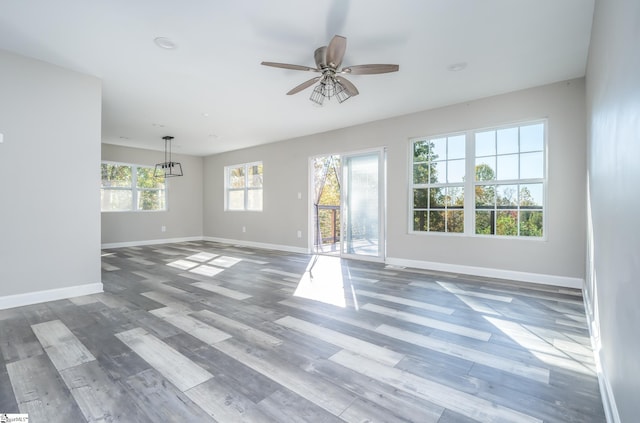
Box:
left=308, top=147, right=386, bottom=262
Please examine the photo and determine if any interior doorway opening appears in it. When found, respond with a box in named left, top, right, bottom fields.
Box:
left=312, top=155, right=341, bottom=255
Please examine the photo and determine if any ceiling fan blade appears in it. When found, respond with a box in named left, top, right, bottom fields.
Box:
left=314, top=47, right=327, bottom=69
left=341, top=64, right=399, bottom=75
left=336, top=76, right=359, bottom=96
left=326, top=35, right=347, bottom=69
left=261, top=62, right=318, bottom=72
left=286, top=77, right=322, bottom=95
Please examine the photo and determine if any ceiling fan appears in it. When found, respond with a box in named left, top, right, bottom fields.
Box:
left=261, top=35, right=399, bottom=105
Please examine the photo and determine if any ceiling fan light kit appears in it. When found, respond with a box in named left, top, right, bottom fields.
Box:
left=154, top=136, right=183, bottom=178
left=310, top=76, right=351, bottom=106
left=262, top=35, right=398, bottom=105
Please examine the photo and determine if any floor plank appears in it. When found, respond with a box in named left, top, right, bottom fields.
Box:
left=31, top=319, right=96, bottom=371
left=275, top=315, right=405, bottom=366
left=115, top=327, right=213, bottom=391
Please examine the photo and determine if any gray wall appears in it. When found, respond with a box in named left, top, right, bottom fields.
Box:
left=101, top=144, right=203, bottom=246
left=0, top=50, right=101, bottom=299
left=204, top=79, right=587, bottom=283
left=585, top=0, right=640, bottom=421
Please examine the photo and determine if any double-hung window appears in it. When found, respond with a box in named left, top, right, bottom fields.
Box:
left=225, top=161, right=263, bottom=211
left=101, top=162, right=166, bottom=211
left=474, top=122, right=545, bottom=236
left=412, top=134, right=465, bottom=233
left=410, top=120, right=546, bottom=238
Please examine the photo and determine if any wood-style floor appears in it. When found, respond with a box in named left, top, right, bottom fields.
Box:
left=0, top=241, right=605, bottom=422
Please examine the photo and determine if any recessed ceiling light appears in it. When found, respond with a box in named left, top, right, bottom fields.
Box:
left=447, top=62, right=467, bottom=72
left=152, top=123, right=165, bottom=128
left=202, top=112, right=210, bottom=118
left=154, top=37, right=176, bottom=50
left=119, top=136, right=130, bottom=140
left=208, top=133, right=218, bottom=139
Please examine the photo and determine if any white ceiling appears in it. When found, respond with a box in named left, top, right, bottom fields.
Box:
left=0, top=0, right=594, bottom=156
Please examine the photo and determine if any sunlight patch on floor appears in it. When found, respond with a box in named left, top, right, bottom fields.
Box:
left=187, top=252, right=218, bottom=262
left=167, top=259, right=200, bottom=270
left=167, top=252, right=242, bottom=277
left=484, top=315, right=596, bottom=375
left=437, top=282, right=502, bottom=316
left=294, top=255, right=346, bottom=308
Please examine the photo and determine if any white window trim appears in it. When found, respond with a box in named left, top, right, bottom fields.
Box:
left=101, top=161, right=168, bottom=212
left=409, top=131, right=467, bottom=235
left=408, top=119, right=547, bottom=239
left=224, top=161, right=263, bottom=212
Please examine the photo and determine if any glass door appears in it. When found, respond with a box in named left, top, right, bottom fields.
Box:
left=341, top=149, right=385, bottom=261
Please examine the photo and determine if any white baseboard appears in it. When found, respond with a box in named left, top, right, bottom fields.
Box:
left=385, top=257, right=584, bottom=289
left=583, top=290, right=621, bottom=423
left=203, top=237, right=309, bottom=255
left=101, top=236, right=204, bottom=249
left=0, top=282, right=104, bottom=310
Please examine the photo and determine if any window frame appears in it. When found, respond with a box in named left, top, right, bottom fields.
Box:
left=472, top=120, right=547, bottom=238
left=410, top=132, right=467, bottom=235
left=408, top=119, right=547, bottom=239
left=224, top=161, right=263, bottom=212
left=100, top=161, right=168, bottom=212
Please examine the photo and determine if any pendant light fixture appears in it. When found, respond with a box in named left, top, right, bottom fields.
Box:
left=154, top=136, right=183, bottom=178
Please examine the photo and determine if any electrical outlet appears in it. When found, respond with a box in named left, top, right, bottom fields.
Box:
left=161, top=225, right=166, bottom=232
left=242, top=226, right=246, bottom=233
left=297, top=230, right=302, bottom=238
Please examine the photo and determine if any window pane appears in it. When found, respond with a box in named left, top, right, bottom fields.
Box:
left=247, top=189, right=263, bottom=211
left=520, top=152, right=544, bottom=179
left=430, top=188, right=445, bottom=208
left=228, top=190, right=244, bottom=210
left=475, top=131, right=495, bottom=156
left=448, top=135, right=465, bottom=159
left=447, top=159, right=465, bottom=183
left=137, top=167, right=165, bottom=189
left=475, top=185, right=495, bottom=208
left=447, top=210, right=464, bottom=233
left=101, top=164, right=131, bottom=188
left=413, top=188, right=428, bottom=209
left=496, top=154, right=518, bottom=180
left=496, top=210, right=518, bottom=235
left=475, top=158, right=496, bottom=181
left=413, top=211, right=428, bottom=231
left=413, top=140, right=431, bottom=162
left=520, top=184, right=543, bottom=208
left=413, top=163, right=430, bottom=184
left=100, top=189, right=132, bottom=211
left=229, top=167, right=245, bottom=188
left=429, top=211, right=445, bottom=232
left=497, top=185, right=518, bottom=207
left=138, top=189, right=165, bottom=210
left=430, top=161, right=444, bottom=183
left=520, top=211, right=543, bottom=237
left=520, top=123, right=544, bottom=152
left=497, top=127, right=518, bottom=155
left=431, top=138, right=446, bottom=161
left=248, top=164, right=263, bottom=188
left=475, top=211, right=494, bottom=234
left=447, top=187, right=464, bottom=207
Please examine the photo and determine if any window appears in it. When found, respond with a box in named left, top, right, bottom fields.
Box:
left=410, top=120, right=546, bottom=238
left=225, top=161, right=263, bottom=211
left=101, top=162, right=166, bottom=212
left=474, top=122, right=545, bottom=237
left=412, top=134, right=465, bottom=233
